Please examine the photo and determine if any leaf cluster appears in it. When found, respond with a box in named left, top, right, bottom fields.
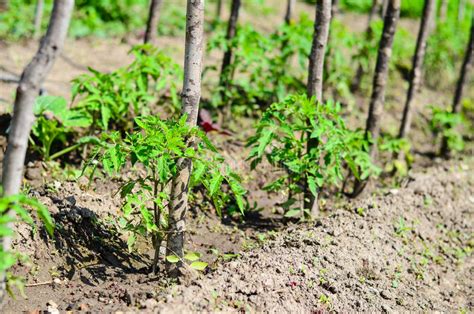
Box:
left=429, top=105, right=466, bottom=153
left=206, top=18, right=312, bottom=115
left=72, top=45, right=182, bottom=132
left=0, top=0, right=187, bottom=40
left=31, top=96, right=98, bottom=160
left=89, top=115, right=246, bottom=252
left=247, top=94, right=380, bottom=216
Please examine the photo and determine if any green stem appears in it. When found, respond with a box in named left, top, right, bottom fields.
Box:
left=49, top=143, right=82, bottom=160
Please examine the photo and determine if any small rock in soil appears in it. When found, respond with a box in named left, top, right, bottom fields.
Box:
left=381, top=304, right=392, bottom=313
left=46, top=300, right=57, bottom=309
left=25, top=166, right=42, bottom=180
left=381, top=290, right=393, bottom=300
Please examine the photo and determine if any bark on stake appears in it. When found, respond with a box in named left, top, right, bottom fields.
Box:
left=352, top=0, right=400, bottom=197
left=166, top=0, right=204, bottom=275
left=219, top=0, right=241, bottom=124
left=351, top=0, right=381, bottom=93
left=34, top=0, right=45, bottom=39
left=284, top=0, right=295, bottom=24
left=305, top=0, right=331, bottom=216
left=144, top=0, right=163, bottom=45
left=0, top=0, right=74, bottom=303
left=398, top=0, right=435, bottom=140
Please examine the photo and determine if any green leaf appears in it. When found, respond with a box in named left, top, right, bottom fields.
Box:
left=120, top=181, right=136, bottom=198
left=0, top=226, right=14, bottom=237
left=156, top=156, right=168, bottom=182
left=101, top=104, right=112, bottom=130
left=200, top=135, right=218, bottom=153
left=34, top=96, right=67, bottom=117
left=190, top=261, right=208, bottom=271
left=63, top=110, right=92, bottom=128
left=223, top=253, right=239, bottom=261
left=209, top=173, right=223, bottom=196
left=35, top=204, right=54, bottom=237
left=184, top=252, right=201, bottom=262
left=192, top=160, right=206, bottom=182
left=307, top=176, right=318, bottom=197
left=77, top=136, right=101, bottom=146
left=256, top=129, right=273, bottom=158
left=139, top=206, right=155, bottom=232
left=284, top=209, right=301, bottom=218
left=166, top=255, right=180, bottom=263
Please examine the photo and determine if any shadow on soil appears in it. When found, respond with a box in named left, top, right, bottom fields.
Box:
left=46, top=201, right=149, bottom=285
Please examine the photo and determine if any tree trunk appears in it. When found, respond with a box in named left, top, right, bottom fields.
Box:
left=441, top=12, right=473, bottom=156
left=307, top=0, right=332, bottom=102
left=0, top=0, right=74, bottom=302
left=365, top=0, right=400, bottom=152
left=381, top=0, right=388, bottom=18
left=219, top=0, right=241, bottom=84
left=305, top=0, right=332, bottom=216
left=0, top=0, right=8, bottom=11
left=331, top=0, right=339, bottom=16
left=216, top=0, right=223, bottom=21
left=351, top=0, right=381, bottom=92
left=34, top=0, right=44, bottom=39
left=352, top=0, right=400, bottom=196
left=439, top=0, right=447, bottom=21
left=398, top=0, right=435, bottom=140
left=144, top=0, right=163, bottom=45
left=166, top=0, right=204, bottom=275
left=219, top=0, right=241, bottom=124
left=284, top=0, right=295, bottom=24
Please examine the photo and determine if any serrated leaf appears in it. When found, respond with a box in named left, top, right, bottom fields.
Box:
left=192, top=160, right=206, bottom=182
left=101, top=104, right=112, bottom=130
left=156, top=156, right=168, bottom=182
left=209, top=173, right=224, bottom=196
left=307, top=176, right=318, bottom=197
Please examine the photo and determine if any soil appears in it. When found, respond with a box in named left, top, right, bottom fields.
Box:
left=2, top=157, right=473, bottom=313
left=0, top=0, right=473, bottom=313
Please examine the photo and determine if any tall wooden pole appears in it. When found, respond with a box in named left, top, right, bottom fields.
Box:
left=305, top=0, right=332, bottom=216
left=398, top=0, right=435, bottom=140
left=166, top=0, right=205, bottom=275
left=0, top=0, right=74, bottom=302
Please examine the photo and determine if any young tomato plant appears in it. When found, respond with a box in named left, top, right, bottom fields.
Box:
left=31, top=96, right=97, bottom=161
left=72, top=44, right=182, bottom=132
left=89, top=115, right=246, bottom=272
left=428, top=105, right=466, bottom=154
left=379, top=134, right=413, bottom=177
left=247, top=94, right=380, bottom=218
left=0, top=193, right=54, bottom=297
left=206, top=18, right=312, bottom=115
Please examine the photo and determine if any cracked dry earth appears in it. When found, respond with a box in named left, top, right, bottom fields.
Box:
left=4, top=158, right=472, bottom=313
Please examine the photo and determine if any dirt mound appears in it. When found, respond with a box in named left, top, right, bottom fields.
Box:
left=156, top=160, right=473, bottom=313
left=2, top=161, right=473, bottom=313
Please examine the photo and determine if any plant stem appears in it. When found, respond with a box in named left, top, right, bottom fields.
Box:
left=49, top=142, right=81, bottom=160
